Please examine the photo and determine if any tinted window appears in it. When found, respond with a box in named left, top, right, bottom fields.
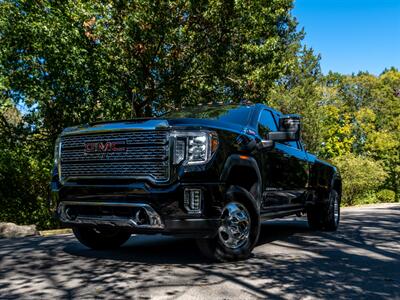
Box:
left=258, top=110, right=277, bottom=139
left=163, top=105, right=252, bottom=126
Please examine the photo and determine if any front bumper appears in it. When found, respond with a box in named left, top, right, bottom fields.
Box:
left=52, top=180, right=225, bottom=238
left=58, top=201, right=165, bottom=229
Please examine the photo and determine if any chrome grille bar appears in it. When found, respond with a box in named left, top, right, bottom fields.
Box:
left=59, top=130, right=169, bottom=183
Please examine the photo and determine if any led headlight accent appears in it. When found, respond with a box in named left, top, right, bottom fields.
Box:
left=174, top=139, right=186, bottom=164
left=172, top=131, right=218, bottom=165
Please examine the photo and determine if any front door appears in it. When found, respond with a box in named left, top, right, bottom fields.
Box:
left=257, top=110, right=308, bottom=211
left=273, top=142, right=309, bottom=207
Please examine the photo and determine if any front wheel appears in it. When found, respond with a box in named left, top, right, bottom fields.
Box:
left=307, top=189, right=340, bottom=231
left=73, top=227, right=131, bottom=250
left=197, top=199, right=260, bottom=262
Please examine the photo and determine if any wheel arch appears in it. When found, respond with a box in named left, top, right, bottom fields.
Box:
left=310, top=159, right=342, bottom=204
left=332, top=175, right=342, bottom=199
left=220, top=154, right=262, bottom=206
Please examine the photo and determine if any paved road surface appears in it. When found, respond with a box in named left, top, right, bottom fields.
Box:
left=1, top=204, right=399, bottom=299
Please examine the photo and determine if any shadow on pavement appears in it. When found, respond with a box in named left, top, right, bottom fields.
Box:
left=62, top=219, right=310, bottom=264
left=0, top=206, right=399, bottom=299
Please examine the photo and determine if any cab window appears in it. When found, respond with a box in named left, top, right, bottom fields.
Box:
left=258, top=110, right=277, bottom=139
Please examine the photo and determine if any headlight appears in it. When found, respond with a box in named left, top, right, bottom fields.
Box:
left=54, top=136, right=61, bottom=166
left=172, top=131, right=219, bottom=165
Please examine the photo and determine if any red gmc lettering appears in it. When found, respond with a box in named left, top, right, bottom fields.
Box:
left=84, top=141, right=126, bottom=153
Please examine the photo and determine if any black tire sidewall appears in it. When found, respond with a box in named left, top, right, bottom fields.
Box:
left=326, top=189, right=340, bottom=230
left=308, top=189, right=340, bottom=231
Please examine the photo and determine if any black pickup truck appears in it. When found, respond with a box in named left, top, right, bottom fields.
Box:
left=51, top=104, right=341, bottom=261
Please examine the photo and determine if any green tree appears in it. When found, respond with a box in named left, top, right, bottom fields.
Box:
left=1, top=0, right=303, bottom=128
left=268, top=46, right=323, bottom=153
left=331, top=154, right=388, bottom=206
left=345, top=70, right=399, bottom=200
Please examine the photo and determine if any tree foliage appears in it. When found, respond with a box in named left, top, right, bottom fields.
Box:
left=331, top=154, right=388, bottom=206
left=268, top=46, right=323, bottom=153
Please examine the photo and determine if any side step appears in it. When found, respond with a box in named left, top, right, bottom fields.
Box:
left=260, top=208, right=305, bottom=220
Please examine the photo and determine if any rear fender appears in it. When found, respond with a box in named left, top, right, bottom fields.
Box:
left=309, top=160, right=341, bottom=205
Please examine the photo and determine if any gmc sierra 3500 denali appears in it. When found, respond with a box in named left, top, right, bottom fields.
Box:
left=51, top=104, right=341, bottom=261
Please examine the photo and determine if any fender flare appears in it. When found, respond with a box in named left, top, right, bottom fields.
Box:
left=225, top=185, right=261, bottom=214
left=310, top=160, right=342, bottom=205
left=220, top=154, right=262, bottom=207
left=331, top=173, right=342, bottom=199
left=318, top=172, right=342, bottom=206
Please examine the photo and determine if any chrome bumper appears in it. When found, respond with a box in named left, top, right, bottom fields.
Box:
left=57, top=201, right=164, bottom=229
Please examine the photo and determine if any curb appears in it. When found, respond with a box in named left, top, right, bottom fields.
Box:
left=39, top=228, right=72, bottom=236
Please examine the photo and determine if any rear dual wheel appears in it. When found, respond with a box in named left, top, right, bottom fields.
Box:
left=307, top=189, right=340, bottom=231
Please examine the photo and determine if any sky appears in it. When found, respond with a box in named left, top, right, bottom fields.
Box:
left=292, top=0, right=400, bottom=75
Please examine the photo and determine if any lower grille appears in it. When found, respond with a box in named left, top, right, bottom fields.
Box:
left=58, top=201, right=164, bottom=229
left=60, top=130, right=169, bottom=182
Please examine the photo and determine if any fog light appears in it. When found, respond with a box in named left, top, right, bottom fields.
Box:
left=184, top=189, right=203, bottom=214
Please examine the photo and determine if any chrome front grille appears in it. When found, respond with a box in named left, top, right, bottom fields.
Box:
left=60, top=131, right=169, bottom=182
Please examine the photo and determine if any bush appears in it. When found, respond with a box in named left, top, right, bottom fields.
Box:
left=331, top=154, right=388, bottom=206
left=353, top=189, right=396, bottom=206
left=353, top=192, right=379, bottom=205
left=0, top=145, right=57, bottom=230
left=376, top=189, right=396, bottom=203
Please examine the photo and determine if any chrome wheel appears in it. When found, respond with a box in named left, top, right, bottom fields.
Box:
left=333, top=193, right=339, bottom=224
left=218, top=202, right=251, bottom=249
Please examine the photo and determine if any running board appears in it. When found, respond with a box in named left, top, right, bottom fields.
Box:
left=260, top=208, right=305, bottom=220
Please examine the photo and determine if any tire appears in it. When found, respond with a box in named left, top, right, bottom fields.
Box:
left=307, top=189, right=340, bottom=231
left=196, top=187, right=260, bottom=262
left=72, top=227, right=131, bottom=250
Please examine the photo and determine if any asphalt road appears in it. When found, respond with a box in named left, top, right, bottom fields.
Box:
left=1, top=204, right=399, bottom=300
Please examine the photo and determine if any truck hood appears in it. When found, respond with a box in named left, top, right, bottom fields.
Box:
left=61, top=117, right=245, bottom=136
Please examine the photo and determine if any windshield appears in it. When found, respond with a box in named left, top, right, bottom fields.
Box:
left=163, top=105, right=252, bottom=126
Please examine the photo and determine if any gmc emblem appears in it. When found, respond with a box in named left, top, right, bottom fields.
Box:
left=84, top=141, right=126, bottom=153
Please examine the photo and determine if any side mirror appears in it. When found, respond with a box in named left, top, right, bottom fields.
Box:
left=268, top=114, right=301, bottom=141
left=257, top=139, right=274, bottom=150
